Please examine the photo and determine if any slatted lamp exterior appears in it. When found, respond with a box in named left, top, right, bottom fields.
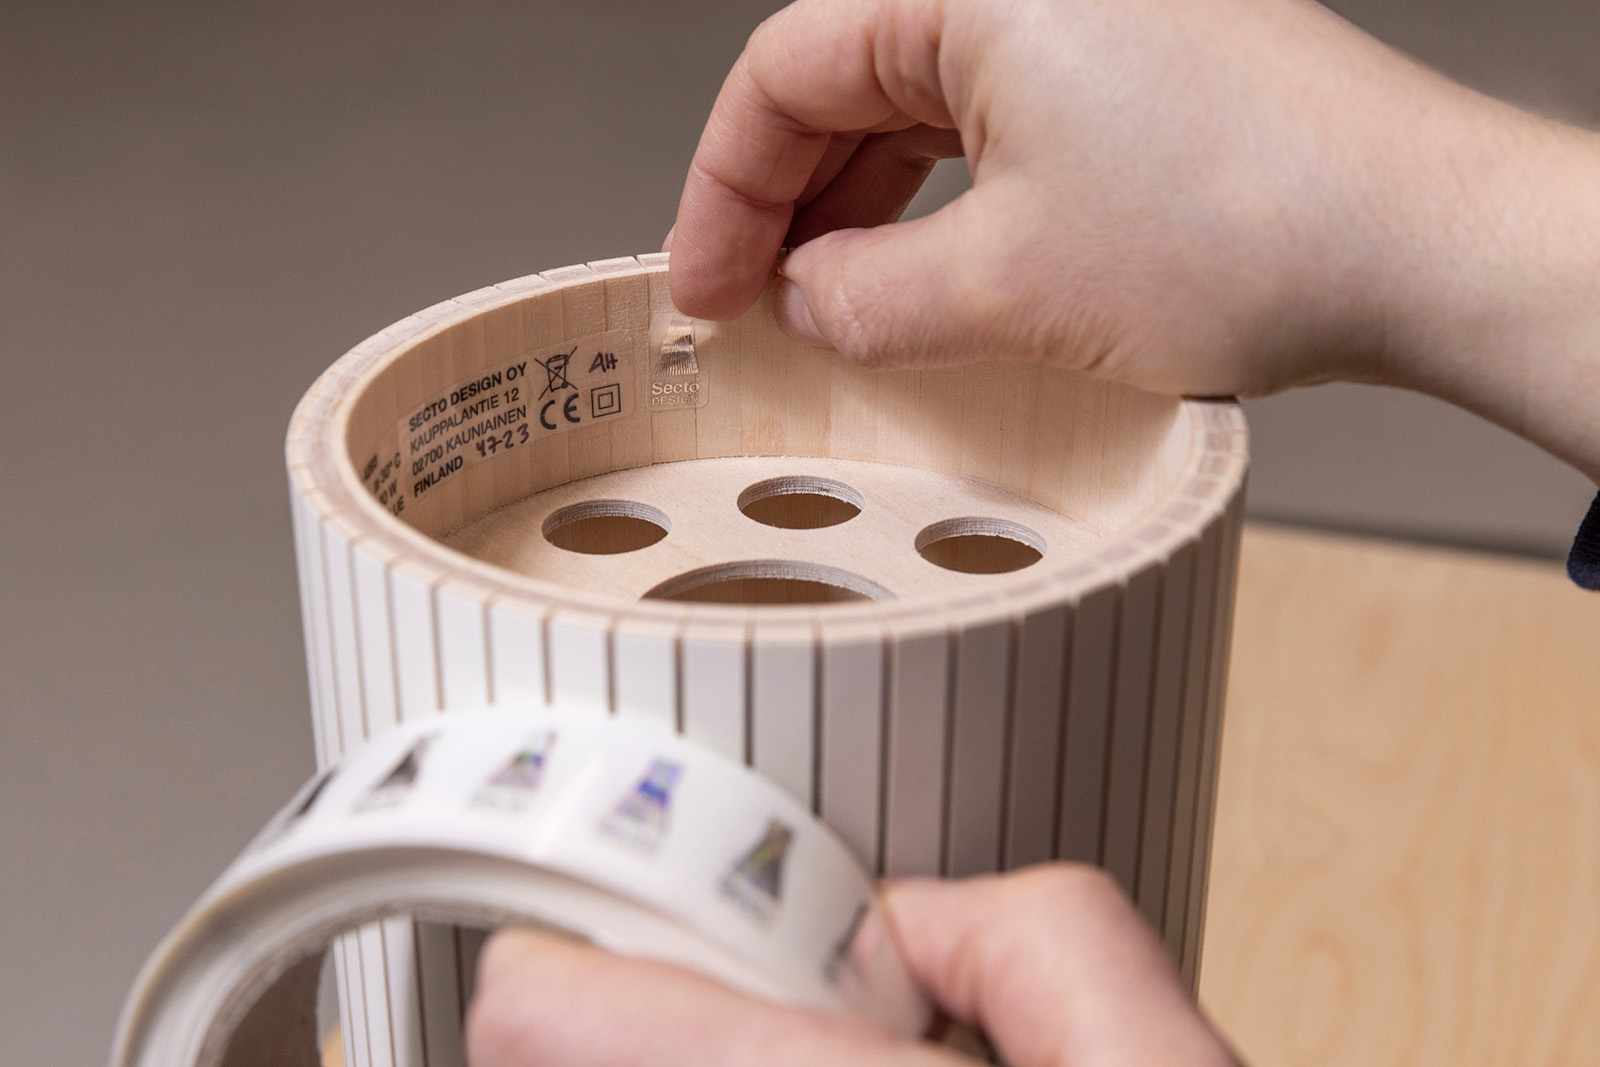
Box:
left=286, top=253, right=1248, bottom=1067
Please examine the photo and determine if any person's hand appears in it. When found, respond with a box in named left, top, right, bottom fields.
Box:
left=668, top=0, right=1600, bottom=480
left=467, top=863, right=1240, bottom=1066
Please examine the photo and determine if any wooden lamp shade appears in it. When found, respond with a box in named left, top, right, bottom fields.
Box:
left=286, top=253, right=1247, bottom=1067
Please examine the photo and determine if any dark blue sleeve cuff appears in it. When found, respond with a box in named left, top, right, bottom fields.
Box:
left=1568, top=492, right=1600, bottom=590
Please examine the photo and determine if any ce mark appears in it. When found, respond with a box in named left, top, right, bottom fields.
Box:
left=539, top=394, right=582, bottom=430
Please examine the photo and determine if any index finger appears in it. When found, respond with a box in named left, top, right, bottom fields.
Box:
left=670, top=0, right=956, bottom=319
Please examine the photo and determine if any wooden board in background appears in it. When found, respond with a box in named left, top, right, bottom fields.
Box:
left=1202, top=523, right=1600, bottom=1066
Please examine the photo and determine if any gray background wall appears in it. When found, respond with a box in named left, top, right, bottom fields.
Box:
left=2, top=2, right=1594, bottom=1063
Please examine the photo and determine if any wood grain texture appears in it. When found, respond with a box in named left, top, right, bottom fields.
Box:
left=1201, top=524, right=1600, bottom=1066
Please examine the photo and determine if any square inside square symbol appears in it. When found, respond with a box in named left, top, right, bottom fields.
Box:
left=590, top=383, right=622, bottom=418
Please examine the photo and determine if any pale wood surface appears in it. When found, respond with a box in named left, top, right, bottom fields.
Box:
left=1202, top=523, right=1600, bottom=1065
left=443, top=454, right=1100, bottom=602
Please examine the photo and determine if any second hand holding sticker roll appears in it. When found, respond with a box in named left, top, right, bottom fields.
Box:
left=112, top=708, right=930, bottom=1067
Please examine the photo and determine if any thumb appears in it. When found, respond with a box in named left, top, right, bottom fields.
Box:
left=774, top=194, right=1019, bottom=368
left=883, top=864, right=1240, bottom=1067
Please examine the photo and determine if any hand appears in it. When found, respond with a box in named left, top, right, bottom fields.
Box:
left=467, top=863, right=1240, bottom=1066
left=668, top=0, right=1600, bottom=480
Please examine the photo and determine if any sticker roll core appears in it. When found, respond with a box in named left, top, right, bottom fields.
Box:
left=112, top=709, right=929, bottom=1067
left=286, top=254, right=1249, bottom=1066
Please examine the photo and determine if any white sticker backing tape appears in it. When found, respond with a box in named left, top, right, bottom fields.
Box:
left=112, top=708, right=931, bottom=1067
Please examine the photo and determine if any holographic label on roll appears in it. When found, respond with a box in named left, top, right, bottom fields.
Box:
left=355, top=734, right=437, bottom=812
left=719, top=818, right=793, bottom=923
left=472, top=731, right=556, bottom=812
left=599, top=758, right=681, bottom=853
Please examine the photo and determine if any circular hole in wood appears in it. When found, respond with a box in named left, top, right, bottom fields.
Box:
left=642, top=560, right=893, bottom=605
left=542, top=500, right=670, bottom=555
left=915, top=518, right=1046, bottom=575
left=737, top=476, right=865, bottom=530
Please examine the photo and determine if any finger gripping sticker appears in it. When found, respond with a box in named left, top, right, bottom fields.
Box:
left=111, top=709, right=931, bottom=1067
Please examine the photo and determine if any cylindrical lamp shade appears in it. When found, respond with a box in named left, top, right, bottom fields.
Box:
left=286, top=254, right=1247, bottom=1067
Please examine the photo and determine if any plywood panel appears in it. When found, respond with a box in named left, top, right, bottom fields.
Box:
left=1202, top=524, right=1600, bottom=1067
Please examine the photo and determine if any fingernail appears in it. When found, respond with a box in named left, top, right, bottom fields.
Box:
left=776, top=278, right=829, bottom=348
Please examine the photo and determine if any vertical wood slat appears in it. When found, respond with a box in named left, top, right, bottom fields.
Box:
left=818, top=623, right=887, bottom=870
left=1182, top=493, right=1246, bottom=984
left=1101, top=561, right=1162, bottom=894
left=293, top=488, right=342, bottom=764
left=356, top=924, right=397, bottom=1067
left=381, top=917, right=425, bottom=1067
left=436, top=580, right=492, bottom=708
left=415, top=922, right=465, bottom=1067
left=680, top=620, right=747, bottom=761
left=333, top=936, right=370, bottom=1067
left=362, top=548, right=462, bottom=1067
left=320, top=517, right=408, bottom=1067
left=488, top=599, right=549, bottom=710
left=547, top=607, right=613, bottom=712
left=300, top=476, right=358, bottom=1067
left=750, top=621, right=818, bottom=809
left=946, top=616, right=1014, bottom=877
left=322, top=520, right=370, bottom=757
left=1163, top=519, right=1223, bottom=960
left=1003, top=602, right=1070, bottom=869
left=454, top=927, right=492, bottom=1019
left=288, top=483, right=332, bottom=769
left=432, top=577, right=498, bottom=1045
left=882, top=628, right=951, bottom=877
left=1134, top=532, right=1198, bottom=927
left=1057, top=583, right=1119, bottom=864
left=612, top=615, right=678, bottom=734
left=390, top=562, right=442, bottom=722
left=332, top=524, right=463, bottom=1067
left=352, top=543, right=401, bottom=735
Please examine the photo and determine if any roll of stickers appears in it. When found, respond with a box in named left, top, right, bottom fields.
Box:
left=111, top=708, right=931, bottom=1067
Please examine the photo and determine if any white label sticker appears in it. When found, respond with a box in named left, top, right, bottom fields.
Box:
left=395, top=329, right=633, bottom=503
